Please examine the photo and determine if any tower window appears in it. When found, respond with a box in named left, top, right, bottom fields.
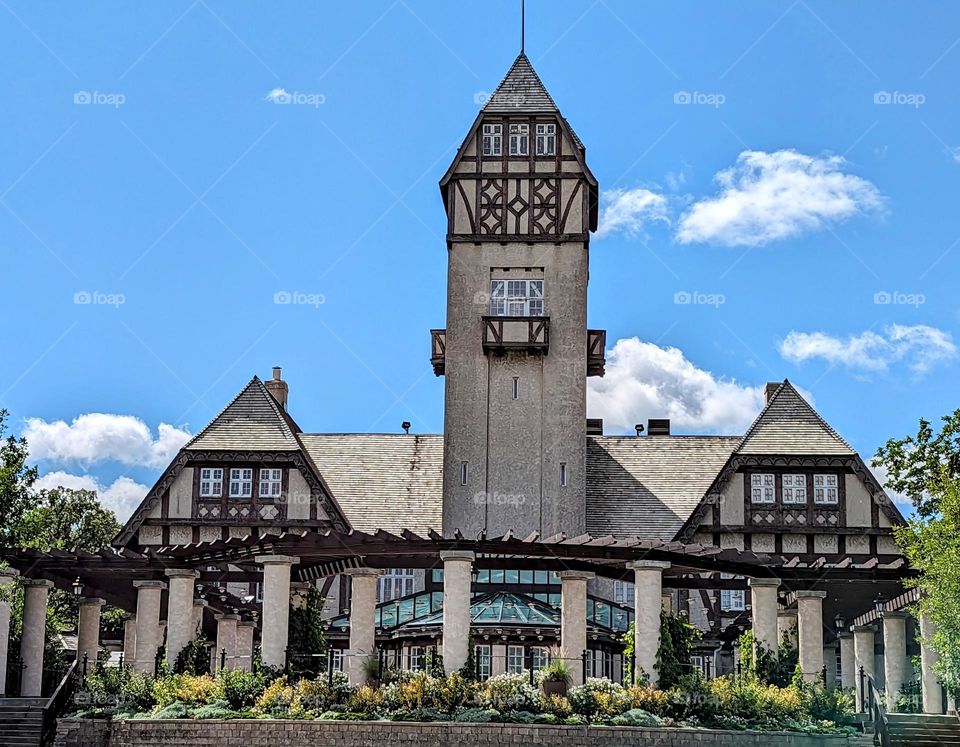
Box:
left=782, top=474, right=807, bottom=504
left=814, top=474, right=839, bottom=504
left=509, top=123, right=529, bottom=156
left=460, top=461, right=469, bottom=486
left=258, top=468, right=283, bottom=498
left=512, top=377, right=520, bottom=400
left=199, top=468, right=223, bottom=497
left=489, top=279, right=544, bottom=316
left=750, top=473, right=775, bottom=503
left=482, top=123, right=502, bottom=157
left=229, top=468, right=253, bottom=498
left=560, top=462, right=567, bottom=487
left=536, top=123, right=556, bottom=155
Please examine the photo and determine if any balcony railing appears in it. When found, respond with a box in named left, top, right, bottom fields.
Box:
left=430, top=329, right=446, bottom=376
left=587, top=329, right=606, bottom=377
left=482, top=316, right=550, bottom=353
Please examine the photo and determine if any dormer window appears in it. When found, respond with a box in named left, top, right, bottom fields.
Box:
left=750, top=473, right=775, bottom=503
left=482, top=123, right=502, bottom=157
left=814, top=474, right=839, bottom=504
left=489, top=279, right=544, bottom=316
left=509, top=123, right=529, bottom=156
left=229, top=468, right=253, bottom=498
left=536, top=123, right=556, bottom=155
left=781, top=474, right=807, bottom=504
left=199, top=468, right=223, bottom=498
left=259, top=468, right=283, bottom=498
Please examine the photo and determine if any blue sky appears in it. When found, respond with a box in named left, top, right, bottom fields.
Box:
left=2, top=1, right=958, bottom=520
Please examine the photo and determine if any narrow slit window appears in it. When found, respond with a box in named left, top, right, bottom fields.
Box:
left=512, top=377, right=519, bottom=400
left=560, top=462, right=568, bottom=487
left=460, top=461, right=469, bottom=486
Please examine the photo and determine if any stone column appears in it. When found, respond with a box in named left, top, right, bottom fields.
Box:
left=122, top=613, right=137, bottom=667
left=290, top=581, right=311, bottom=610
left=76, top=598, right=105, bottom=676
left=20, top=579, right=53, bottom=696
left=853, top=624, right=876, bottom=712
left=256, top=555, right=298, bottom=670
left=192, top=599, right=208, bottom=636
left=796, top=591, right=827, bottom=682
left=777, top=609, right=798, bottom=649
left=838, top=632, right=856, bottom=690
left=164, top=569, right=198, bottom=669
left=919, top=613, right=944, bottom=714
left=440, top=551, right=474, bottom=675
left=749, top=578, right=780, bottom=659
left=823, top=642, right=838, bottom=687
left=215, top=614, right=239, bottom=672
left=628, top=560, right=670, bottom=687
left=559, top=570, right=594, bottom=685
left=132, top=580, right=166, bottom=674
left=344, top=567, right=381, bottom=686
left=0, top=568, right=19, bottom=696
left=236, top=621, right=256, bottom=672
left=883, top=611, right=907, bottom=712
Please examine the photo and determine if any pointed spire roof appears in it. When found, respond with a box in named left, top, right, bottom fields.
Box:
left=482, top=52, right=559, bottom=113
left=184, top=376, right=302, bottom=451
left=737, top=380, right=853, bottom=455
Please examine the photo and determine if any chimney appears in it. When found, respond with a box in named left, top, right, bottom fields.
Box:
left=765, top=382, right=781, bottom=405
left=586, top=418, right=603, bottom=436
left=647, top=418, right=670, bottom=436
left=265, top=366, right=289, bottom=410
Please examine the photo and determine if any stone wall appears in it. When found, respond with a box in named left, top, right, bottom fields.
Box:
left=57, top=718, right=855, bottom=747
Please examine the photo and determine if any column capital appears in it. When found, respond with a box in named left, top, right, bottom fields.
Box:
left=439, top=550, right=475, bottom=562
left=0, top=568, right=20, bottom=581
left=748, top=577, right=780, bottom=588
left=215, top=613, right=241, bottom=622
left=22, top=578, right=54, bottom=589
left=344, top=567, right=382, bottom=578
left=133, top=580, right=166, bottom=590
left=838, top=631, right=854, bottom=639
left=237, top=620, right=256, bottom=628
left=777, top=609, right=798, bottom=618
left=627, top=560, right=671, bottom=571
left=853, top=623, right=876, bottom=633
left=558, top=570, right=595, bottom=581
left=165, top=568, right=199, bottom=579
left=79, top=597, right=106, bottom=608
left=882, top=610, right=908, bottom=621
left=795, top=590, right=827, bottom=600
left=255, top=554, right=299, bottom=566
left=192, top=599, right=209, bottom=608
left=290, top=581, right=312, bottom=591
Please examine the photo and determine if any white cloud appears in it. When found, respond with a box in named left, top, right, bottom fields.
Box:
left=587, top=337, right=766, bottom=434
left=778, top=324, right=957, bottom=375
left=33, top=470, right=147, bottom=521
left=676, top=149, right=883, bottom=246
left=23, top=414, right=190, bottom=469
left=869, top=462, right=915, bottom=508
left=596, top=187, right=669, bottom=239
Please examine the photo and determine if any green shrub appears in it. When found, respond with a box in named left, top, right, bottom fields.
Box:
left=611, top=708, right=662, bottom=727
left=152, top=674, right=217, bottom=708
left=152, top=701, right=191, bottom=719
left=189, top=701, right=242, bottom=720
left=253, top=676, right=294, bottom=716
left=216, top=669, right=266, bottom=711
left=454, top=707, right=500, bottom=722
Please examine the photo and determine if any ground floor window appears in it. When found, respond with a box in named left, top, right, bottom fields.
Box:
left=407, top=646, right=424, bottom=671
left=531, top=646, right=548, bottom=671
left=475, top=645, right=491, bottom=680
left=507, top=645, right=524, bottom=673
left=330, top=649, right=343, bottom=672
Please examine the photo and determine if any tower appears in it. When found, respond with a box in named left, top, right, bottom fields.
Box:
left=434, top=53, right=602, bottom=538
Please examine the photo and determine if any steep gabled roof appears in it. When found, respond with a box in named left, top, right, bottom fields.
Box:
left=586, top=435, right=742, bottom=540
left=184, top=376, right=302, bottom=451
left=737, top=380, right=853, bottom=455
left=482, top=52, right=559, bottom=113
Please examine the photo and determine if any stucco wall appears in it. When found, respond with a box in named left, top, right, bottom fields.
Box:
left=56, top=718, right=854, bottom=747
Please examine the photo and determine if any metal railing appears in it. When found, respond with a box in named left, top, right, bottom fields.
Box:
left=42, top=659, right=79, bottom=746
left=862, top=671, right=890, bottom=747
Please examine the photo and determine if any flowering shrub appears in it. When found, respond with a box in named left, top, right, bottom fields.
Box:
left=625, top=685, right=671, bottom=717
left=477, top=673, right=541, bottom=712
left=568, top=678, right=628, bottom=718
left=253, top=676, right=295, bottom=716
left=153, top=674, right=217, bottom=708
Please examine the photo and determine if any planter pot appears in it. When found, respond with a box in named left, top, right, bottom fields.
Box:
left=542, top=679, right=568, bottom=698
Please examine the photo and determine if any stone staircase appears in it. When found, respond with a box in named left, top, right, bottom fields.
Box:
left=886, top=713, right=960, bottom=746
left=0, top=698, right=47, bottom=747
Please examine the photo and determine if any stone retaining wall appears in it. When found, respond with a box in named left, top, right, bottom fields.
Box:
left=56, top=718, right=857, bottom=747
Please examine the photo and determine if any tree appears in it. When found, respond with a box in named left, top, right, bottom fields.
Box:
left=286, top=587, right=327, bottom=679
left=894, top=472, right=960, bottom=693
left=0, top=409, right=38, bottom=544
left=874, top=409, right=960, bottom=518
left=11, top=486, right=120, bottom=552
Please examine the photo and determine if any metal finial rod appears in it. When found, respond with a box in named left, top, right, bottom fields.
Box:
left=521, top=0, right=525, bottom=53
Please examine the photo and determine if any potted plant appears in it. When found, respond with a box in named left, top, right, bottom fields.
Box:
left=541, top=657, right=572, bottom=697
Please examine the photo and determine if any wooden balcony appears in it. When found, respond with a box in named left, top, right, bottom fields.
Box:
left=587, top=329, right=606, bottom=377
left=482, top=316, right=550, bottom=354
left=430, top=329, right=446, bottom=376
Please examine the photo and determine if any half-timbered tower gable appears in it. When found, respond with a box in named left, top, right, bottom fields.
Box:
left=115, top=372, right=349, bottom=549
left=677, top=381, right=905, bottom=558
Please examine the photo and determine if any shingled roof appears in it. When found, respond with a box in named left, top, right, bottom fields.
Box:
left=482, top=52, right=558, bottom=113
left=586, top=435, right=742, bottom=541
left=737, top=380, right=853, bottom=455
left=299, top=434, right=444, bottom=535
left=184, top=376, right=302, bottom=451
